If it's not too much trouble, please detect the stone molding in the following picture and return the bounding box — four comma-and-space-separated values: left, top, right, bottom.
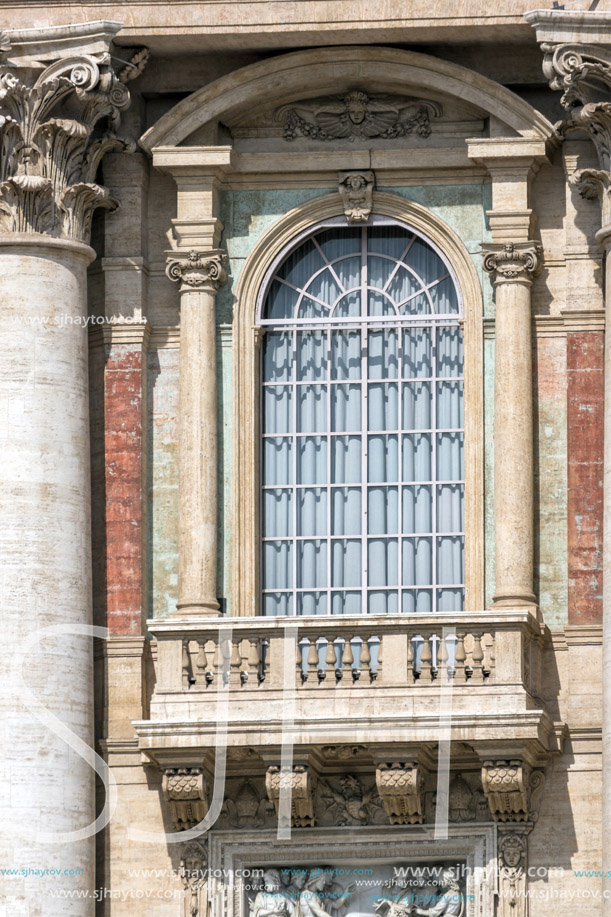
0, 27, 148, 243
265, 765, 316, 828
162, 766, 209, 831
166, 250, 228, 292
338, 169, 374, 222
375, 762, 425, 825
482, 241, 543, 284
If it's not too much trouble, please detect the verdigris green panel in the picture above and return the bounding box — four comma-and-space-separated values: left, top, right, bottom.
147, 346, 179, 619
484, 337, 495, 609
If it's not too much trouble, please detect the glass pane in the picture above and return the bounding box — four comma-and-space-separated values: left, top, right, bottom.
306, 268, 342, 305
331, 487, 361, 536
277, 239, 324, 287
402, 537, 432, 586
298, 437, 327, 485
297, 331, 327, 381
437, 588, 464, 611
264, 593, 292, 616
409, 238, 446, 284
437, 326, 463, 377
437, 536, 464, 585
263, 542, 292, 589
331, 539, 361, 587
368, 539, 398, 586
368, 591, 398, 614
298, 488, 327, 537
368, 226, 412, 259
332, 435, 361, 483
298, 385, 326, 432
316, 227, 361, 261
263, 332, 292, 382
368, 255, 397, 290
403, 382, 431, 430
331, 591, 362, 615
369, 329, 398, 379
403, 433, 432, 482
297, 591, 327, 616
264, 279, 299, 320
298, 295, 330, 319
437, 381, 464, 429
263, 385, 292, 434
368, 435, 398, 482
333, 257, 361, 292
400, 292, 430, 316
431, 276, 459, 314
368, 289, 396, 316
333, 290, 362, 318
332, 383, 361, 432
263, 438, 292, 486
402, 589, 432, 614
437, 433, 464, 480
368, 486, 398, 534
298, 540, 326, 588
263, 490, 292, 538
387, 267, 421, 306
402, 485, 432, 534
368, 383, 398, 430
403, 328, 432, 378
331, 330, 361, 380
437, 484, 464, 533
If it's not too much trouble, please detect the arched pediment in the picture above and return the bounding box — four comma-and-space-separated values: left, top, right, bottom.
140, 45, 555, 152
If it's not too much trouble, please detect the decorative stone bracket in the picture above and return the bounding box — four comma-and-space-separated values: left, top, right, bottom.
481, 760, 545, 823
338, 170, 374, 223
265, 764, 316, 828
0, 26, 148, 243
162, 766, 209, 831
375, 761, 426, 825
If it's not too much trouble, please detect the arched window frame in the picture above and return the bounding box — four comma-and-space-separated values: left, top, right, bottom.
232, 192, 484, 617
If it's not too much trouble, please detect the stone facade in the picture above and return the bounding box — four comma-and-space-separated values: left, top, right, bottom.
0, 4, 609, 917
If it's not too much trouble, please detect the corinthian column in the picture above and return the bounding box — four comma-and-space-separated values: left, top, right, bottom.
0, 23, 146, 914
483, 242, 542, 608
166, 251, 228, 616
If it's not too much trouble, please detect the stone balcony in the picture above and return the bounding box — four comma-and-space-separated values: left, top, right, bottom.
135, 610, 561, 769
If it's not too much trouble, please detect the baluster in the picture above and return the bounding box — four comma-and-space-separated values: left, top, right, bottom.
438, 633, 449, 681
471, 632, 484, 684
375, 637, 382, 683
219, 638, 231, 685
204, 639, 215, 685
248, 639, 262, 684
361, 638, 372, 682
326, 637, 338, 683
407, 636, 414, 684
343, 638, 355, 682
239, 638, 249, 686
306, 638, 318, 683
454, 633, 466, 684
420, 634, 432, 684
195, 640, 207, 684
481, 632, 492, 683
182, 640, 191, 687
334, 637, 345, 682
230, 639, 241, 685
317, 637, 328, 682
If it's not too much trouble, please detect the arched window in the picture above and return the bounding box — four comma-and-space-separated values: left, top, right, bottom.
259, 220, 464, 616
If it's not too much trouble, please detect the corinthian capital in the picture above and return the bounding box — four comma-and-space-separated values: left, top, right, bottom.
0, 24, 148, 244
539, 42, 611, 107
166, 250, 228, 292
482, 241, 543, 284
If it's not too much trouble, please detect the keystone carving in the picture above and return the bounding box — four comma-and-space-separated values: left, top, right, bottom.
338, 170, 374, 223
0, 33, 148, 243
166, 250, 228, 291
162, 767, 209, 831
376, 762, 425, 825
481, 760, 546, 823
482, 242, 543, 283
265, 765, 316, 828
274, 90, 442, 142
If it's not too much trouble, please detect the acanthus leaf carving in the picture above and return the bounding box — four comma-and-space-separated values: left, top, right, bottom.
0, 38, 148, 243
274, 90, 442, 143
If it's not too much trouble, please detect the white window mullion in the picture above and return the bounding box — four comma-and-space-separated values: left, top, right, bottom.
361, 226, 368, 616
291, 324, 298, 616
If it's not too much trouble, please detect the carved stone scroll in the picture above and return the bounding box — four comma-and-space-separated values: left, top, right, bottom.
162, 767, 209, 831
376, 762, 425, 825
265, 765, 316, 828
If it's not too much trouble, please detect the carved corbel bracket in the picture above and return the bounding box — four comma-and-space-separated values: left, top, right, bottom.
482, 241, 543, 284
540, 41, 611, 107
376, 761, 425, 825
162, 766, 209, 831
338, 170, 375, 223
481, 760, 545, 824
265, 764, 316, 828
166, 250, 228, 292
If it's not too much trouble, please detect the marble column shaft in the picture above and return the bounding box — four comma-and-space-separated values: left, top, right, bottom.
483, 242, 542, 607
166, 251, 227, 616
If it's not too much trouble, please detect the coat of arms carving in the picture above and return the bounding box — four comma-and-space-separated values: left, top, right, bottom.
274, 90, 442, 142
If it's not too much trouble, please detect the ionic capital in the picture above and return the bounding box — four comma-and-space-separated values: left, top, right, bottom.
166, 250, 228, 292
0, 28, 148, 244
482, 241, 543, 285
